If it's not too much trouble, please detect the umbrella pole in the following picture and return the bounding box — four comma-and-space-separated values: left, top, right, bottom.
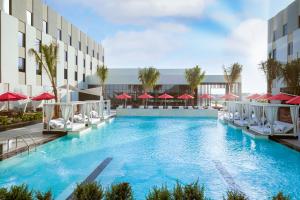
125, 99, 127, 108
165, 99, 166, 108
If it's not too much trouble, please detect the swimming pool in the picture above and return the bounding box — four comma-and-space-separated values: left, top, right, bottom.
1, 117, 300, 199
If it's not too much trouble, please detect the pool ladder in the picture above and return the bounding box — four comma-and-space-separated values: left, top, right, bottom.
1, 134, 37, 158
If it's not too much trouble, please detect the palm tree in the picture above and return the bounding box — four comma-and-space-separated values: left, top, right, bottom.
279, 58, 300, 95
96, 65, 108, 99
138, 67, 160, 92
29, 43, 59, 102
259, 58, 281, 93
185, 65, 206, 95
223, 63, 243, 93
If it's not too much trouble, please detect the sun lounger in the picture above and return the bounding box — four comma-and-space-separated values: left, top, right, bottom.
139, 106, 145, 109
127, 105, 132, 109
250, 121, 294, 135
188, 106, 193, 109
148, 106, 153, 109
167, 106, 172, 109
179, 106, 183, 109
159, 106, 164, 109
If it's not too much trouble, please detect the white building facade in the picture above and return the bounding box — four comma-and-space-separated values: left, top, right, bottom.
0, 0, 104, 102
268, 0, 300, 93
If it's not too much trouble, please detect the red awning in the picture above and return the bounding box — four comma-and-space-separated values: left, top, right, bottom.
255, 93, 272, 100
286, 96, 300, 104
178, 94, 194, 100
116, 93, 132, 100
0, 92, 27, 102
246, 93, 261, 100
220, 93, 239, 100
138, 93, 154, 99
158, 93, 174, 99
31, 92, 55, 101
268, 93, 294, 101
199, 94, 214, 99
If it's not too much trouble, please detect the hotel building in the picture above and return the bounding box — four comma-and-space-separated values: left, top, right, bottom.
268, 0, 300, 94
0, 0, 104, 102
88, 68, 241, 108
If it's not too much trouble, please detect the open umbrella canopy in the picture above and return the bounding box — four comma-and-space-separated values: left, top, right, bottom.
158, 93, 174, 99
286, 96, 300, 104
138, 93, 154, 99
220, 93, 239, 100
255, 93, 272, 100
116, 93, 132, 100
32, 92, 55, 101
0, 92, 27, 101
178, 94, 194, 100
246, 93, 261, 100
268, 93, 294, 101
199, 94, 214, 99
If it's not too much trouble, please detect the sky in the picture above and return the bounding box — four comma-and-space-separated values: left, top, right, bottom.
46, 0, 294, 93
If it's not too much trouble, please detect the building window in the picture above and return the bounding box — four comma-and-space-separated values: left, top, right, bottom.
272, 31, 276, 42
57, 29, 62, 40
83, 59, 86, 68
18, 32, 25, 48
35, 39, 41, 52
288, 42, 293, 56
86, 46, 89, 54
26, 10, 32, 26
283, 24, 288, 36
102, 55, 105, 63
75, 71, 78, 81
83, 73, 86, 82
18, 58, 25, 72
43, 21, 48, 33
79, 41, 81, 51
272, 49, 277, 59
64, 69, 68, 79
65, 51, 68, 62
3, 0, 11, 14
75, 55, 78, 65
69, 35, 72, 46
298, 16, 300, 28
36, 62, 41, 75
90, 62, 92, 70
97, 53, 99, 60
93, 50, 95, 57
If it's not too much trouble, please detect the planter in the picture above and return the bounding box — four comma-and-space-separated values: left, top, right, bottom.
0, 120, 42, 132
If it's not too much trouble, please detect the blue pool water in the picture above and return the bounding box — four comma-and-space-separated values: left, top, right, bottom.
1, 117, 300, 199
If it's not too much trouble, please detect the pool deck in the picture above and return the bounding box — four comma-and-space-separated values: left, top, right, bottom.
269, 137, 300, 152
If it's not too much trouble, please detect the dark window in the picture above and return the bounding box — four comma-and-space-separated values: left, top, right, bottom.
79, 41, 81, 51
86, 46, 89, 54
57, 29, 62, 40
102, 55, 105, 63
83, 73, 86, 82
283, 24, 288, 36
36, 39, 41, 52
90, 62, 92, 70
43, 21, 48, 33
83, 59, 86, 68
36, 62, 41, 75
65, 51, 68, 62
298, 16, 300, 28
64, 69, 68, 79
18, 32, 25, 47
75, 71, 78, 81
69, 35, 72, 46
272, 49, 277, 59
97, 53, 99, 60
18, 57, 25, 72
75, 55, 78, 65
288, 42, 293, 56
273, 31, 276, 42
93, 50, 95, 57
268, 52, 272, 59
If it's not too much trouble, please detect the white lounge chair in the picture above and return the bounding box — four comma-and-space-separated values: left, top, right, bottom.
127, 105, 132, 109
188, 106, 193, 109
167, 106, 172, 109
139, 105, 145, 109
159, 106, 164, 109
179, 106, 183, 109
148, 105, 153, 109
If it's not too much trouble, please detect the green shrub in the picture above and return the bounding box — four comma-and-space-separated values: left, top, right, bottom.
224, 190, 248, 200
0, 116, 9, 125
0, 188, 8, 199
73, 182, 103, 200
172, 182, 184, 200
272, 192, 291, 200
105, 182, 133, 200
146, 185, 171, 200
5, 184, 33, 200
183, 181, 205, 200
35, 190, 53, 200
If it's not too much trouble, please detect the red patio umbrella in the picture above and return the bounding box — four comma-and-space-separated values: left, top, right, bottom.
286, 96, 300, 104
116, 93, 132, 107
255, 93, 272, 100
0, 92, 27, 110
199, 94, 214, 99
138, 93, 154, 107
32, 92, 55, 101
158, 93, 174, 108
178, 94, 194, 108
220, 93, 239, 100
246, 93, 261, 100
268, 93, 294, 101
